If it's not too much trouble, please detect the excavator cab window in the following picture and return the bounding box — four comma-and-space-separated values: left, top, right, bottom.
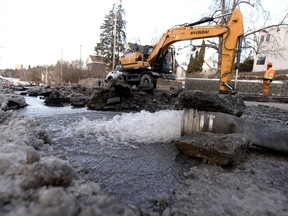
143, 46, 153, 59
151, 46, 174, 73
161, 47, 174, 73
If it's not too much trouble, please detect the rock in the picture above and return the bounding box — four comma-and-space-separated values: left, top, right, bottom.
24, 187, 78, 216
26, 149, 40, 164
88, 80, 138, 111
174, 132, 250, 166
88, 80, 178, 112
20, 91, 27, 95
87, 88, 116, 110
44, 90, 69, 106
27, 86, 55, 97
107, 79, 134, 97
0, 94, 28, 111
69, 85, 94, 97
36, 129, 51, 144
107, 97, 121, 104
70, 101, 87, 108
177, 90, 246, 117
38, 188, 75, 207
27, 87, 41, 96
11, 85, 27, 91
26, 85, 92, 107
70, 94, 90, 108
77, 182, 101, 196
138, 83, 154, 93
21, 158, 76, 189
0, 109, 13, 123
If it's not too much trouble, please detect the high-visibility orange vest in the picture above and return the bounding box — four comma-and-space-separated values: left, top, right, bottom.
263, 67, 275, 80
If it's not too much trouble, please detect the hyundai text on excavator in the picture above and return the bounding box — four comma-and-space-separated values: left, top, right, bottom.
108, 9, 244, 94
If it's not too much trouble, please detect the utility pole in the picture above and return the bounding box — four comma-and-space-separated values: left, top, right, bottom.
24, 70, 26, 82
112, 3, 117, 70
61, 48, 63, 84
80, 45, 82, 69
45, 66, 48, 85
0, 30, 4, 68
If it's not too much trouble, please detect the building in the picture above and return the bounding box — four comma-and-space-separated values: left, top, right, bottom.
253, 26, 288, 72
15, 64, 23, 70
86, 55, 108, 78
201, 59, 217, 76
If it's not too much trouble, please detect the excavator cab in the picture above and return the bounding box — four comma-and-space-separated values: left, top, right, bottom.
152, 46, 175, 73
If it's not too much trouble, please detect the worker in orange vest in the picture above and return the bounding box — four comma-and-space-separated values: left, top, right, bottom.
262, 62, 275, 97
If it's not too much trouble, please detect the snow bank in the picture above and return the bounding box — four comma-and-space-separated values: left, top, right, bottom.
0, 108, 136, 215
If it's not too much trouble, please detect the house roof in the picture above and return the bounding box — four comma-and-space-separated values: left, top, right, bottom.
126, 42, 146, 53
86, 55, 106, 64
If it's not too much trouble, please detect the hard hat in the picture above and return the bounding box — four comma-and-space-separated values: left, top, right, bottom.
267, 62, 273, 67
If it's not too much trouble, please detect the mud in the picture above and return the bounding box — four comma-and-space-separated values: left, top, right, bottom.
169, 104, 288, 216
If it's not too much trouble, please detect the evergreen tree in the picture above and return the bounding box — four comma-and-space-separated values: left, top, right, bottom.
186, 53, 195, 74
191, 50, 199, 72
196, 40, 206, 71
186, 40, 206, 73
94, 2, 126, 69
239, 55, 254, 72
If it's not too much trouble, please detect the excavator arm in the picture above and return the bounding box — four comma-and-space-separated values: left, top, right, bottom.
148, 9, 244, 93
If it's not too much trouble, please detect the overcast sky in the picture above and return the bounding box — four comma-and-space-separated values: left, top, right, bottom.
0, 0, 287, 69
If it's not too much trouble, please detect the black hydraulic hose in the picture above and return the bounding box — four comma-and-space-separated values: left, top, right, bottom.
243, 122, 288, 153
185, 17, 214, 27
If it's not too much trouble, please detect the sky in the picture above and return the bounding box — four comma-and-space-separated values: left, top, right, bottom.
0, 0, 287, 69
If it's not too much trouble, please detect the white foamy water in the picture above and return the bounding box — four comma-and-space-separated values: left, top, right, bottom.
57, 110, 184, 144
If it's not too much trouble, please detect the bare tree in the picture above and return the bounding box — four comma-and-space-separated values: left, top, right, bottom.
203, 0, 288, 69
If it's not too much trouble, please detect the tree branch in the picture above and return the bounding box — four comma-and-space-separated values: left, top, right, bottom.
244, 23, 288, 37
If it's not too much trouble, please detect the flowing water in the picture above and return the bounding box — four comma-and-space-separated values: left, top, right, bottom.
19, 96, 199, 208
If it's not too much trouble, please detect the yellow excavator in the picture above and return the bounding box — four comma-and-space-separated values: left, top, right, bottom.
115, 9, 244, 93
